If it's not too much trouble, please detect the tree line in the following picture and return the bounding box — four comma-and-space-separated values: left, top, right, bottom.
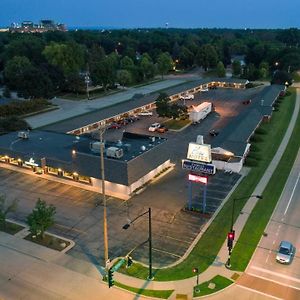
0, 28, 299, 99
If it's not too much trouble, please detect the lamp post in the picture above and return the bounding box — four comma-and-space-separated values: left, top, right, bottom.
99, 126, 109, 268
226, 194, 263, 268
85, 72, 90, 100
122, 207, 153, 280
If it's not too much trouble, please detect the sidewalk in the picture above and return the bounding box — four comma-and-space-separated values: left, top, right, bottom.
113, 89, 300, 298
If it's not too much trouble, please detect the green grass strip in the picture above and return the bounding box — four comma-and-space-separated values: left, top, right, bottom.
230, 92, 300, 271
193, 275, 233, 297
115, 282, 174, 299
119, 89, 296, 281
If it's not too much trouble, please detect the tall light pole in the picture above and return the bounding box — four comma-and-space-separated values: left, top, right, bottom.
122, 207, 153, 280
99, 126, 109, 267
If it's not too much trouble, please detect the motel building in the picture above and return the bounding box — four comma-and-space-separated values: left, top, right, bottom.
0, 131, 170, 200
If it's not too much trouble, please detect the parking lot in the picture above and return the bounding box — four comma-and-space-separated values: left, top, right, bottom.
2, 87, 264, 267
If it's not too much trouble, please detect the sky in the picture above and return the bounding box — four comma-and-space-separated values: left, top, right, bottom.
1, 0, 300, 29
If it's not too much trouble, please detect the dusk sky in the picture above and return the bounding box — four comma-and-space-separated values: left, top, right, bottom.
1, 0, 300, 29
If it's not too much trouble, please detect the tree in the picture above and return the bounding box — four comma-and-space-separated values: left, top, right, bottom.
4, 56, 33, 90
216, 61, 226, 77
117, 69, 132, 88
140, 53, 155, 80
157, 52, 173, 79
259, 61, 269, 79
232, 60, 241, 76
179, 46, 194, 68
27, 199, 56, 239
0, 195, 18, 229
43, 41, 85, 76
155, 92, 170, 117
168, 103, 188, 119
120, 56, 134, 70
195, 44, 218, 71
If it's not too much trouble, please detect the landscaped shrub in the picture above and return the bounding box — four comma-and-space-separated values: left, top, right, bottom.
250, 135, 264, 143
255, 128, 267, 135
244, 157, 259, 167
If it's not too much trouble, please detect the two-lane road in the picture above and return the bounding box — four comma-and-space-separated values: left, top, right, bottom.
241, 149, 300, 298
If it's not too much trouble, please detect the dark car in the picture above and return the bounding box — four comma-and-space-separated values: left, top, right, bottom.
108, 122, 121, 129
157, 125, 168, 133
209, 129, 219, 136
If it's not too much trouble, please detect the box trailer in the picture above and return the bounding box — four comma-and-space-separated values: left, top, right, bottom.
189, 102, 212, 124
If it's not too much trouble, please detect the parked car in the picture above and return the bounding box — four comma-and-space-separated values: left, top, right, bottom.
148, 123, 161, 132
200, 87, 209, 92
108, 122, 121, 129
157, 124, 168, 133
180, 93, 194, 100
276, 241, 294, 264
138, 110, 153, 116
117, 119, 129, 125
209, 85, 217, 90
209, 129, 219, 136
242, 99, 252, 105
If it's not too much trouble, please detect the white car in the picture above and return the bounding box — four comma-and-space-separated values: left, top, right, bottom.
200, 88, 209, 92
148, 123, 161, 132
138, 110, 153, 116
180, 94, 194, 100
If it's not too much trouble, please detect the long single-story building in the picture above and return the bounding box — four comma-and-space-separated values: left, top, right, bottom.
0, 131, 170, 200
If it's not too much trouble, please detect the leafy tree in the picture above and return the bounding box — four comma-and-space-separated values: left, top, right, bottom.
277, 28, 300, 47
4, 56, 33, 89
117, 69, 132, 88
195, 44, 218, 71
216, 61, 226, 77
27, 199, 56, 239
65, 73, 85, 94
168, 103, 188, 119
157, 52, 173, 79
155, 92, 170, 117
179, 46, 194, 68
0, 195, 18, 229
0, 116, 30, 134
43, 41, 85, 76
3, 86, 11, 98
120, 56, 134, 70
140, 53, 155, 80
259, 61, 269, 79
232, 60, 241, 76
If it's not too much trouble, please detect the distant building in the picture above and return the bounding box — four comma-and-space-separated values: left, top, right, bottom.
9, 19, 67, 33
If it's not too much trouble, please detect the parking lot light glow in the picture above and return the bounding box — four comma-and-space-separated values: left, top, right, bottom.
72, 150, 76, 155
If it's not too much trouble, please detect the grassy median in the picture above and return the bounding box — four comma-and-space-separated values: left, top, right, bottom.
119, 89, 296, 280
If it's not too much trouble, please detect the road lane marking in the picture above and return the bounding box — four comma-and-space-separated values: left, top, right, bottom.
284, 171, 300, 215
236, 284, 283, 300
250, 265, 300, 285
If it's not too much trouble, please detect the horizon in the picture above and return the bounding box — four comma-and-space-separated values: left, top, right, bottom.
1, 0, 300, 29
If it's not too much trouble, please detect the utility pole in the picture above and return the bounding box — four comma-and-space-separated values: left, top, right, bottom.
99, 126, 109, 267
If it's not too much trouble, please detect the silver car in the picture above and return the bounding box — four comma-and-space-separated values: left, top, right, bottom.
276, 241, 294, 264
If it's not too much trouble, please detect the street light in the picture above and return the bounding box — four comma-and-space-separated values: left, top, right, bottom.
122, 207, 153, 280
225, 194, 263, 268
99, 126, 109, 268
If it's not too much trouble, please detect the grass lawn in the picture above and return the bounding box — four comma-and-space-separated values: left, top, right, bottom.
230, 90, 300, 270
0, 221, 24, 235
118, 89, 296, 281
115, 282, 173, 299
164, 118, 191, 130
193, 275, 233, 297
25, 233, 70, 251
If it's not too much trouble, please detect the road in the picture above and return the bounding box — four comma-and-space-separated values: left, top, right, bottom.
238, 149, 300, 299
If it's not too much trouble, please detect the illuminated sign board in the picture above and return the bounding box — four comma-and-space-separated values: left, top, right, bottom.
187, 142, 211, 163
188, 173, 208, 184
182, 159, 216, 175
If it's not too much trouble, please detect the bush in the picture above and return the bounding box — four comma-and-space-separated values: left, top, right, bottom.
0, 116, 30, 134
3, 87, 11, 98
0, 99, 51, 117
244, 157, 259, 167
250, 135, 264, 143
285, 90, 291, 96
245, 82, 254, 89
255, 128, 267, 135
